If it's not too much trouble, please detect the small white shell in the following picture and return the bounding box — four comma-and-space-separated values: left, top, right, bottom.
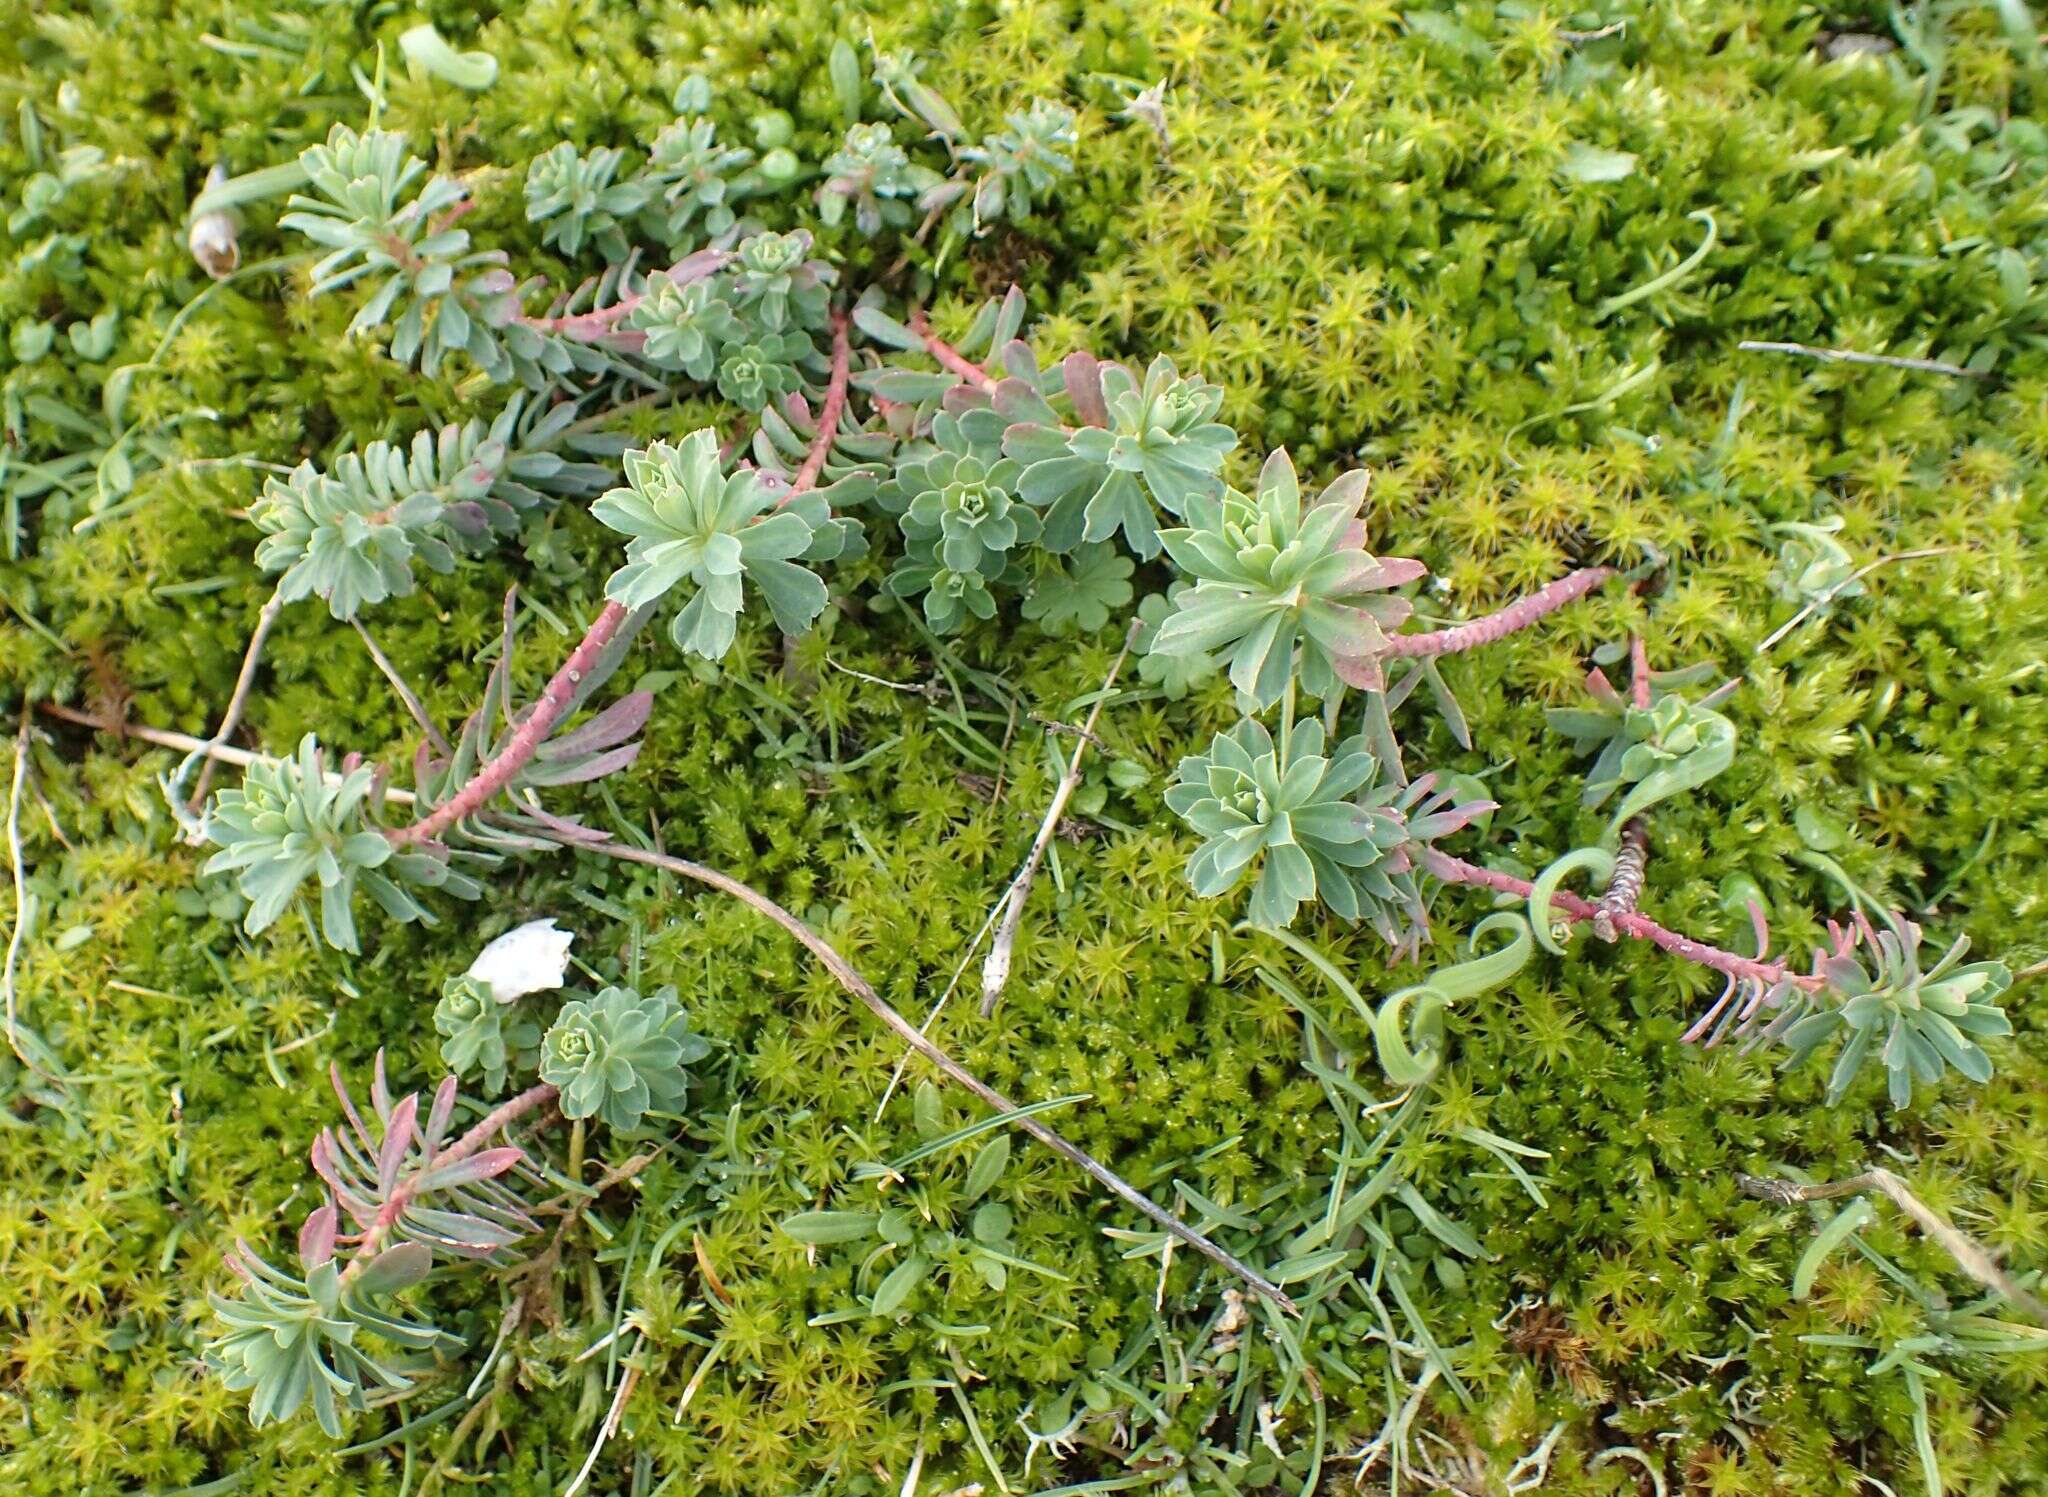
187, 164, 239, 279
187, 212, 238, 279
464, 918, 574, 1003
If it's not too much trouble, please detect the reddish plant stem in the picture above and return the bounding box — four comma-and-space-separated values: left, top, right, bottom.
785, 313, 852, 499
388, 601, 631, 846
1419, 847, 1822, 990
717, 421, 755, 466
391, 311, 840, 847
518, 251, 734, 341
1628, 633, 1652, 710
1383, 566, 1619, 659
910, 308, 997, 391
427, 199, 478, 237
523, 300, 640, 340
445, 1083, 559, 1169
340, 1082, 558, 1283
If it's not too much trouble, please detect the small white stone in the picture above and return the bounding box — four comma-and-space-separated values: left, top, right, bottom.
464, 918, 574, 1003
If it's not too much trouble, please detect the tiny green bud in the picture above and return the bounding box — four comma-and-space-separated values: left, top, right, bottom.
1718, 873, 1767, 917
673, 74, 712, 114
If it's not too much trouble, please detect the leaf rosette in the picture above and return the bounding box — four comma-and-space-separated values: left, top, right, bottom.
594, 430, 838, 659
539, 985, 712, 1130
1152, 449, 1423, 705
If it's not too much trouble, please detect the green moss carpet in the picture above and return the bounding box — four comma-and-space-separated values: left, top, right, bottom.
2, 2, 2046, 1493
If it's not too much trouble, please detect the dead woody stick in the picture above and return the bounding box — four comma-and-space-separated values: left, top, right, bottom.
979, 620, 1140, 1017
591, 837, 1297, 1314
351, 617, 451, 755
1738, 1169, 2048, 1325
189, 588, 285, 807
36, 703, 419, 804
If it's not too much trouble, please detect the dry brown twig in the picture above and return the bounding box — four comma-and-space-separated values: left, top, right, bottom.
1737, 339, 1985, 379
826, 656, 944, 700
1753, 547, 1953, 656
587, 837, 1298, 1314
562, 1352, 641, 1497
978, 620, 1140, 1017
189, 587, 284, 807
4, 709, 47, 1073
1738, 1168, 2048, 1324
36, 703, 418, 803
351, 617, 450, 754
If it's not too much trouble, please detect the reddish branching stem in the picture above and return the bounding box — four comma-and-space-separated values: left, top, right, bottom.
1628, 633, 1652, 711
518, 250, 734, 342
338, 1081, 557, 1284
394, 315, 850, 842
786, 312, 852, 499
1419, 847, 1823, 991
1384, 566, 1619, 659
910, 308, 997, 391
388, 601, 631, 846
521, 300, 640, 341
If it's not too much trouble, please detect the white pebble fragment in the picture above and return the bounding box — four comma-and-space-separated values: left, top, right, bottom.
464, 917, 575, 1003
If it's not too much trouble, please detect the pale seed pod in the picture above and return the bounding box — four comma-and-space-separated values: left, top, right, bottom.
187, 162, 240, 279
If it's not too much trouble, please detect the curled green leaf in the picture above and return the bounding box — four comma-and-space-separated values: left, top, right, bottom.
1793, 1197, 1873, 1300
1527, 848, 1615, 956
399, 23, 499, 91
1422, 911, 1532, 1000
1370, 914, 1533, 1086
1373, 984, 1447, 1087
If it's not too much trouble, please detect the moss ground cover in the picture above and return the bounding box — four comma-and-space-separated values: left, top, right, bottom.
3, 2, 2047, 1493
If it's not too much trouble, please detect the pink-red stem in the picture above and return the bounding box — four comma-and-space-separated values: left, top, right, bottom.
910, 308, 997, 391
519, 251, 734, 341
1384, 566, 1619, 658
523, 300, 640, 340
389, 601, 631, 846
786, 313, 852, 499
427, 199, 478, 238
1419, 847, 1821, 991
339, 1081, 557, 1283
392, 313, 846, 844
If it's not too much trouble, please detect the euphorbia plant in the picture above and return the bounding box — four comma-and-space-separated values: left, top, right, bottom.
592, 430, 846, 659
208, 86, 2013, 1099
1151, 448, 1421, 701
135, 35, 2024, 1462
